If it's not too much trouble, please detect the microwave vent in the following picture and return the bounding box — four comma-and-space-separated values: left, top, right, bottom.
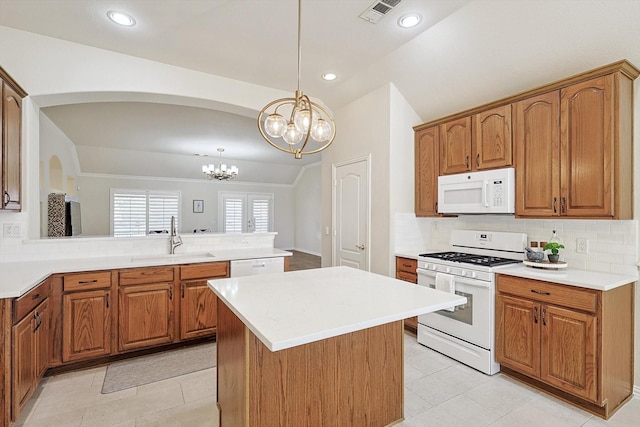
359, 0, 402, 24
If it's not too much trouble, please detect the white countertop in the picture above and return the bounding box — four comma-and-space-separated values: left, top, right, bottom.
0, 248, 291, 298
494, 263, 637, 291
396, 252, 637, 291
208, 266, 466, 352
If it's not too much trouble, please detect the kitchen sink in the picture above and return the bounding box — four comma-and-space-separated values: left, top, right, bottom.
131, 252, 216, 263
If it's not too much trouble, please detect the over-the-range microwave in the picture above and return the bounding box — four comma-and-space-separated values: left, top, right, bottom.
437, 167, 515, 214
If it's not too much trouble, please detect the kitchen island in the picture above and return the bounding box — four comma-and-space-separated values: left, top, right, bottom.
208, 266, 466, 427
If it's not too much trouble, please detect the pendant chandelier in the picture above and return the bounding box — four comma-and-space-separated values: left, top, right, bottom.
202, 148, 238, 181
257, 0, 336, 159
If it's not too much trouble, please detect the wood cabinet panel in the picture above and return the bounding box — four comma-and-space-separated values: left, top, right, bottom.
514, 91, 561, 216
12, 312, 35, 417
180, 262, 228, 280
541, 304, 597, 401
2, 80, 23, 210
496, 294, 540, 378
560, 75, 614, 217
473, 105, 512, 170
439, 117, 472, 175
62, 290, 112, 362
180, 280, 217, 340
35, 300, 49, 379
119, 266, 174, 286
415, 127, 440, 216
63, 271, 111, 292
119, 282, 174, 352
13, 279, 50, 323
395, 257, 418, 330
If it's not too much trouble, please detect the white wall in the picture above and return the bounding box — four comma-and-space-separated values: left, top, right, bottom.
293, 163, 321, 255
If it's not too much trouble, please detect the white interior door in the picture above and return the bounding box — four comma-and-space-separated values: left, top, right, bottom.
333, 157, 369, 271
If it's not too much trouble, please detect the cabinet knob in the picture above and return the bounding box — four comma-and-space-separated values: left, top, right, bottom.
3, 191, 9, 207
476, 154, 480, 167
465, 156, 470, 168
553, 197, 557, 213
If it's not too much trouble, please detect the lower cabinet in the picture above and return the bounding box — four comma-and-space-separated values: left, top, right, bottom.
496, 274, 632, 419
179, 262, 229, 340
395, 257, 418, 331
62, 271, 113, 362
12, 298, 48, 420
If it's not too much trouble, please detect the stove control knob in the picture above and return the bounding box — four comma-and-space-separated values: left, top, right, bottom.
460, 270, 466, 276
471, 272, 478, 279
446, 267, 451, 273
431, 264, 438, 271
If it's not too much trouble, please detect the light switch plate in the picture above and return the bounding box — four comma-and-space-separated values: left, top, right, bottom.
576, 238, 589, 254
3, 223, 22, 238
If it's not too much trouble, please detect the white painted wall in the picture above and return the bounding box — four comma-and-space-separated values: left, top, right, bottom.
321, 84, 391, 275
293, 163, 321, 255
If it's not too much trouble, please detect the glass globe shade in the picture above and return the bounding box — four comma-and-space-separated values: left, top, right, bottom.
294, 108, 315, 134
310, 118, 333, 142
264, 113, 287, 138
282, 123, 303, 145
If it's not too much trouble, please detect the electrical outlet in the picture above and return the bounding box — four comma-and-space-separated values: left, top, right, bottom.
576, 238, 589, 254
3, 223, 22, 238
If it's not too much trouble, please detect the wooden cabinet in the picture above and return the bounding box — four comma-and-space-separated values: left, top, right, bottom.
118, 267, 175, 352
514, 91, 561, 216
473, 105, 512, 170
0, 68, 26, 211
62, 271, 113, 362
395, 257, 418, 331
439, 117, 472, 175
179, 262, 228, 340
515, 72, 634, 219
496, 274, 633, 419
439, 105, 512, 176
12, 297, 48, 420
415, 126, 440, 216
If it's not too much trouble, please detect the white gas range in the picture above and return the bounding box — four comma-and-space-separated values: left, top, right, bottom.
416, 230, 527, 375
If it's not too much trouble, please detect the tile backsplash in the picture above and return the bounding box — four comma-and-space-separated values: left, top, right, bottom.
395, 213, 639, 276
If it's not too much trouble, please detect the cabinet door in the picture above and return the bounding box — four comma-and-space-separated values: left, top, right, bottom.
439, 117, 471, 175
119, 282, 174, 352
473, 105, 512, 170
541, 304, 597, 402
35, 300, 49, 379
415, 126, 439, 216
560, 75, 614, 217
180, 280, 217, 340
63, 290, 112, 362
495, 294, 540, 378
12, 313, 35, 417
2, 82, 22, 210
514, 91, 561, 216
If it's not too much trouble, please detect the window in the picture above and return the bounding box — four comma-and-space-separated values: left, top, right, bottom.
219, 192, 273, 233
111, 190, 180, 237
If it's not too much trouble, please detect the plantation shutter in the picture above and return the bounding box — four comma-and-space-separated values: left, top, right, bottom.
148, 194, 180, 233
112, 192, 147, 237
220, 192, 273, 233
223, 196, 244, 233
249, 195, 272, 233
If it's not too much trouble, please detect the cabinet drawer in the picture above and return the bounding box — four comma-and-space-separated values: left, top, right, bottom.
497, 275, 598, 313
63, 271, 112, 292
395, 257, 417, 274
180, 262, 229, 280
13, 279, 50, 324
119, 267, 175, 286
396, 271, 417, 284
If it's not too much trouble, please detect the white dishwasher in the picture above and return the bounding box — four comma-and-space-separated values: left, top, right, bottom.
230, 257, 285, 277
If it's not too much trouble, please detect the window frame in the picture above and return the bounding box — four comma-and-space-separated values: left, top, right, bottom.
110, 189, 181, 237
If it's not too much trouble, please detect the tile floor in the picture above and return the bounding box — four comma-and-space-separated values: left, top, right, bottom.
14, 333, 640, 427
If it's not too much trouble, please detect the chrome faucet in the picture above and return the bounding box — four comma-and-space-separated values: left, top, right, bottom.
169, 216, 183, 254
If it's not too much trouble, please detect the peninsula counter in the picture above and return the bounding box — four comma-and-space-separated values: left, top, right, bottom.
208, 266, 466, 427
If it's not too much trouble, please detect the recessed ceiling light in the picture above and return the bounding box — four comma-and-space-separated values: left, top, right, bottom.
398, 13, 422, 28
322, 73, 338, 81
107, 10, 136, 27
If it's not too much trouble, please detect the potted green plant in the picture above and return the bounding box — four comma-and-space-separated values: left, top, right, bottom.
543, 242, 565, 263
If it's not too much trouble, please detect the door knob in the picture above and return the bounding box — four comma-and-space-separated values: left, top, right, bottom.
356, 244, 365, 250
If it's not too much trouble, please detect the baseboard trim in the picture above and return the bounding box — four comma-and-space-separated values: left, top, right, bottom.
634, 385, 640, 399
290, 248, 321, 257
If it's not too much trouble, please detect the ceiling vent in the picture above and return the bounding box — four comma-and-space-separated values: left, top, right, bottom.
359, 0, 402, 24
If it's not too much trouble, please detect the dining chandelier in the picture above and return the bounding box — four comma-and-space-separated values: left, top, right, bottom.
257, 0, 336, 159
202, 148, 238, 181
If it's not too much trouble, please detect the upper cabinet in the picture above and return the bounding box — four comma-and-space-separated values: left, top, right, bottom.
0, 67, 27, 211
415, 60, 638, 220
415, 126, 440, 217
473, 105, 512, 170
439, 117, 472, 175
